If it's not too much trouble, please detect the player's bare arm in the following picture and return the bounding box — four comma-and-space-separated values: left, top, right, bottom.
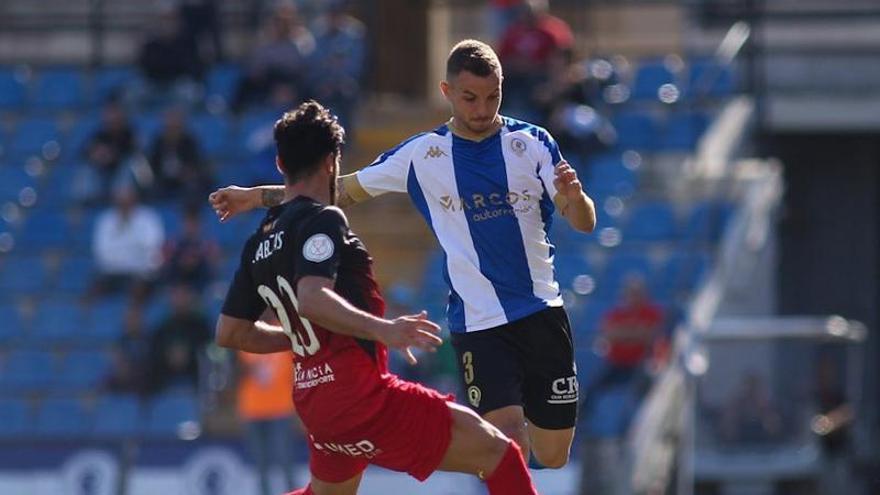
553, 160, 596, 232
215, 314, 293, 353
297, 275, 443, 365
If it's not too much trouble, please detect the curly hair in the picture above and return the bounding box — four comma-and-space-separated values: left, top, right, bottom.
273, 100, 346, 183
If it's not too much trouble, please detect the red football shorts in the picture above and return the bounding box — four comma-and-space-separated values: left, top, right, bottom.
307, 378, 454, 483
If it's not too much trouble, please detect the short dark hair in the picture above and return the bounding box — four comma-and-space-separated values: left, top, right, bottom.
273, 100, 345, 183
446, 39, 502, 79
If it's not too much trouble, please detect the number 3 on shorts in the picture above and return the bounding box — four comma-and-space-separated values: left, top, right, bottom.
462, 351, 475, 385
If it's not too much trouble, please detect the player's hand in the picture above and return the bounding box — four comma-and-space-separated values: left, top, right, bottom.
380, 311, 443, 366
209, 186, 259, 222
553, 161, 584, 200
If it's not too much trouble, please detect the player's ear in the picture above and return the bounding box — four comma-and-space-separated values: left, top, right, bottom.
440, 80, 451, 100
275, 156, 284, 175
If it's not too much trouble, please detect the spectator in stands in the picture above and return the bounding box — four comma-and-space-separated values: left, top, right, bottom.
307, 0, 366, 134
148, 107, 212, 202
489, 0, 524, 39
179, 0, 224, 63
146, 283, 212, 394
720, 372, 783, 444
136, 6, 204, 108
497, 0, 573, 120
76, 102, 137, 205
86, 183, 165, 307
162, 206, 220, 291
580, 275, 664, 419
233, 1, 315, 112
102, 307, 150, 395
237, 349, 299, 495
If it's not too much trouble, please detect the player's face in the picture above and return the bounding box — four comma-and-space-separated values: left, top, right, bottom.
443, 70, 503, 134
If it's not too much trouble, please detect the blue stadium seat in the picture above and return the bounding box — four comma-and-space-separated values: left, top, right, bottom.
660, 112, 710, 151
686, 60, 736, 98
133, 112, 163, 149
34, 397, 92, 437
0, 350, 56, 392
0, 166, 36, 202
586, 153, 638, 197
9, 117, 62, 160
33, 67, 85, 111
58, 350, 112, 390
31, 300, 88, 345
64, 112, 101, 160
631, 59, 679, 101
205, 64, 242, 106
190, 113, 232, 157
0, 257, 49, 294
87, 297, 128, 342
582, 385, 638, 437
55, 256, 95, 292
18, 209, 71, 249
92, 66, 136, 104
654, 251, 711, 298
93, 394, 142, 436
0, 68, 28, 111
682, 200, 735, 243
0, 304, 26, 344
0, 398, 30, 437
236, 110, 278, 159
610, 111, 658, 150
145, 394, 199, 436
554, 253, 594, 293
624, 201, 678, 242
601, 251, 654, 298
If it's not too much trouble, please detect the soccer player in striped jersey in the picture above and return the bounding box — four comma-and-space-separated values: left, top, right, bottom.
211, 39, 596, 469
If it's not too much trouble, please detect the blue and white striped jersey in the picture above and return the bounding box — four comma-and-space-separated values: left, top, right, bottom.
352, 117, 565, 333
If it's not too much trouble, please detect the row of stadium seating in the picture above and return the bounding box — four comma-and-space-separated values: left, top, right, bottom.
0, 59, 734, 113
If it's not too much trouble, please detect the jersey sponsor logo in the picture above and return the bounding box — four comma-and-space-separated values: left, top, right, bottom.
549, 376, 578, 404
253, 231, 285, 263
511, 137, 527, 157
311, 437, 382, 459
467, 385, 482, 408
423, 145, 448, 159
303, 233, 334, 262
439, 190, 539, 222
294, 362, 336, 390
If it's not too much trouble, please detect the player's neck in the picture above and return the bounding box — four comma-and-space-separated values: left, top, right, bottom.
448, 116, 503, 142
283, 178, 332, 206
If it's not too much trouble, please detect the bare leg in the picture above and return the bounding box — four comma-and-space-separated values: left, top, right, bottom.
482, 405, 530, 461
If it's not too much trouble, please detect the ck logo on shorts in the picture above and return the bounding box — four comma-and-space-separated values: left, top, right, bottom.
549, 376, 578, 404
467, 386, 482, 408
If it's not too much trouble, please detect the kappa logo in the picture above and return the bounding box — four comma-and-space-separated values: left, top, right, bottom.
424, 146, 448, 159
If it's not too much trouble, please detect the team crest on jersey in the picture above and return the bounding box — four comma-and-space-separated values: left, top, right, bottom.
510, 138, 527, 157
303, 233, 334, 262
467, 386, 482, 408
424, 146, 448, 159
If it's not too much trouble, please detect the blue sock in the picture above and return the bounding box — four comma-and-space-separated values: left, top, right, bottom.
527, 453, 546, 470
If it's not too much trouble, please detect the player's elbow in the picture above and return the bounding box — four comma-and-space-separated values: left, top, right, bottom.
215, 316, 238, 349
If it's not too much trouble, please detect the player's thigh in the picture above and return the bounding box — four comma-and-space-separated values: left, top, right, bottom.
451, 328, 523, 416
522, 307, 579, 431
437, 402, 510, 475
310, 471, 363, 495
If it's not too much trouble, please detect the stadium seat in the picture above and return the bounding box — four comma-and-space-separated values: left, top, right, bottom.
631, 59, 679, 101
610, 111, 658, 150
30, 300, 88, 345
0, 68, 28, 111
654, 251, 711, 298
0, 166, 36, 202
93, 394, 142, 436
623, 201, 678, 242
133, 111, 163, 149
0, 398, 30, 437
17, 209, 71, 249
33, 67, 85, 111
145, 394, 199, 436
554, 253, 595, 293
0, 304, 26, 344
55, 256, 95, 292
87, 297, 128, 342
586, 153, 638, 197
205, 63, 242, 106
236, 109, 278, 159
682, 200, 735, 243
601, 251, 655, 298
190, 113, 232, 157
64, 112, 101, 160
0, 350, 56, 392
33, 397, 92, 437
686, 59, 736, 98
57, 350, 112, 390
0, 256, 50, 294
660, 112, 710, 151
8, 117, 62, 160
92, 66, 136, 104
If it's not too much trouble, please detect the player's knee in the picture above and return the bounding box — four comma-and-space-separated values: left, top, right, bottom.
532, 445, 571, 469
494, 419, 527, 444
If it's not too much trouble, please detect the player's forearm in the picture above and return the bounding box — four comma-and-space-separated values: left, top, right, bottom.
298, 286, 390, 341
216, 315, 291, 353
562, 191, 596, 233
